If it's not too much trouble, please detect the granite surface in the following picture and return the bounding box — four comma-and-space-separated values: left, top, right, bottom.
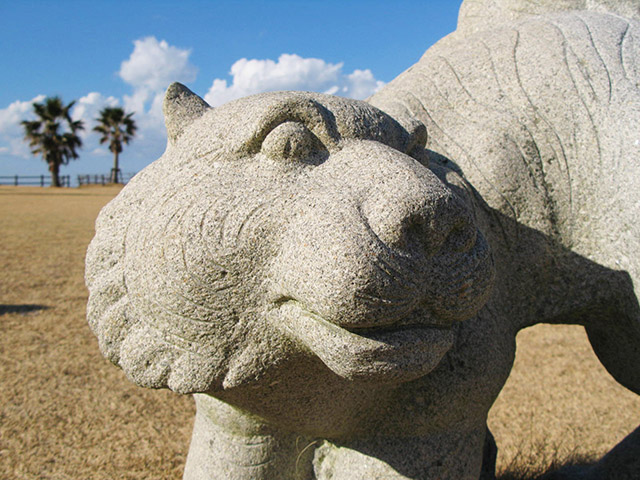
87, 1, 640, 478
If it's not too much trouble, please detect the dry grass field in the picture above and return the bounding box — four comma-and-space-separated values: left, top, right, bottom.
0, 185, 638, 479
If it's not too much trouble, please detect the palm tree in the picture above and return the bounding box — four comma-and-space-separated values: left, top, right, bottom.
22, 97, 84, 187
93, 107, 137, 183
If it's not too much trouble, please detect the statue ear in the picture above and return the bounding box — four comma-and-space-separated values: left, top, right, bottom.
163, 82, 211, 145
395, 114, 428, 165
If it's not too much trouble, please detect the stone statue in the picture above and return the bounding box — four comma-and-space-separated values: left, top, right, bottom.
86, 86, 497, 479
86, 1, 640, 478
369, 0, 640, 399
369, 0, 640, 477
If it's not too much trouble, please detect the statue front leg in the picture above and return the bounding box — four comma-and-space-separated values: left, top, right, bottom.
312, 427, 488, 480
184, 394, 316, 480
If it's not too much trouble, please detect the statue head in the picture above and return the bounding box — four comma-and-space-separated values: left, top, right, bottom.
85, 86, 494, 416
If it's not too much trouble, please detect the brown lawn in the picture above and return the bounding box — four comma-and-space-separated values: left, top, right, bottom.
0, 185, 638, 479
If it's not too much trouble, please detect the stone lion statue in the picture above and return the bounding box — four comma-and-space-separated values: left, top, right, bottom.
86, 1, 640, 479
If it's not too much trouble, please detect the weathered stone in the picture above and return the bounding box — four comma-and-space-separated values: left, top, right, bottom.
86, 0, 640, 478
456, 0, 640, 36
86, 86, 496, 479
370, 0, 640, 476
370, 4, 640, 396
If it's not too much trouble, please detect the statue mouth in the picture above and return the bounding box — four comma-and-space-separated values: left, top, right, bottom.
273, 300, 455, 384
270, 230, 493, 384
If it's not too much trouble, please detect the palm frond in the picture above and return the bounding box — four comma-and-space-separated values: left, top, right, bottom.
21, 96, 84, 173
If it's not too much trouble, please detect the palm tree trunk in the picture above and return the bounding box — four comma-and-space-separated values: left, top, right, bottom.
111, 150, 120, 183
49, 162, 61, 187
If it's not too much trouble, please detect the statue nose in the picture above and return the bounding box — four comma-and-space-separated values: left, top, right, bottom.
361, 166, 475, 256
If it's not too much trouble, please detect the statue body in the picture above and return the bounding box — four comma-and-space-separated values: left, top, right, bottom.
86, 1, 640, 478
370, 4, 640, 394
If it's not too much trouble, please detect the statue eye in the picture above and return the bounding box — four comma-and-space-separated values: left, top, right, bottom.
261, 121, 328, 165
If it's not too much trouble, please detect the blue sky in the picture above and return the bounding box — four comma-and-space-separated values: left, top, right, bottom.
0, 1, 461, 180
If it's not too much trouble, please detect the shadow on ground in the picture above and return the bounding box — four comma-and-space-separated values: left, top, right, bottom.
0, 304, 49, 315
497, 456, 596, 480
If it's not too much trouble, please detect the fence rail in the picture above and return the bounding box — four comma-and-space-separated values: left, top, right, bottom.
77, 174, 110, 186
0, 175, 71, 187
77, 172, 136, 186
0, 172, 137, 188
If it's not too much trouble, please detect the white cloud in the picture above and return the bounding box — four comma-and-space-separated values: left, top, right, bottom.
119, 36, 197, 92
122, 88, 150, 119
204, 53, 384, 107
1, 42, 385, 181
115, 37, 198, 157
0, 95, 47, 157
0, 35, 192, 175
91, 147, 110, 156
0, 93, 119, 152
119, 91, 165, 147
344, 69, 386, 100
72, 92, 119, 139
0, 95, 46, 137
9, 136, 32, 158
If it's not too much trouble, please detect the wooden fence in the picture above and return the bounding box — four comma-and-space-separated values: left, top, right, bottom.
0, 175, 71, 187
